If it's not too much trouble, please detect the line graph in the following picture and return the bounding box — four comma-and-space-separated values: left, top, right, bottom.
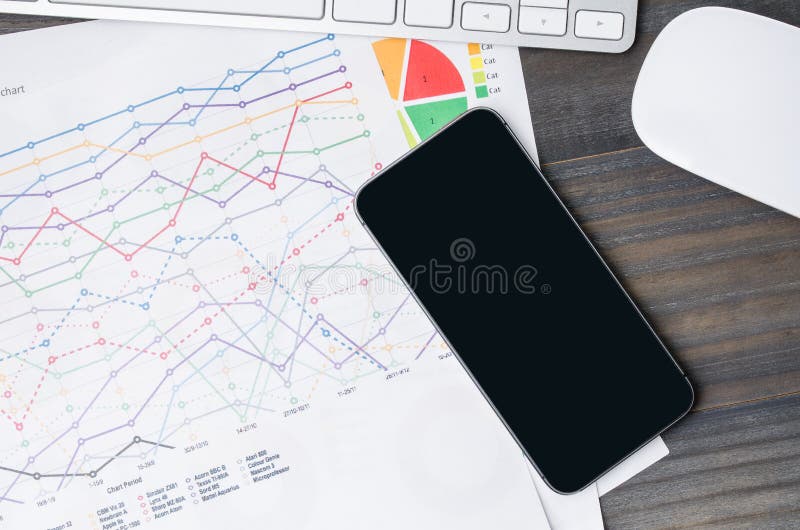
0, 141, 353, 266
0, 437, 174, 480
0, 29, 442, 518
0, 21, 549, 529
0, 77, 353, 265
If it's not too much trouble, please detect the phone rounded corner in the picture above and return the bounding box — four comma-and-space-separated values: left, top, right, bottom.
522, 452, 589, 496
354, 172, 383, 227
537, 470, 589, 496
352, 185, 368, 225
679, 375, 696, 419
467, 106, 507, 126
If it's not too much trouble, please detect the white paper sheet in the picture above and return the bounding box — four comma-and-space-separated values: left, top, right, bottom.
0, 20, 553, 529
529, 462, 604, 530
597, 437, 669, 497
0, 19, 671, 530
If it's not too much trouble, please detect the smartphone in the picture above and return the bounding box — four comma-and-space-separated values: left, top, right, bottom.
354, 108, 694, 494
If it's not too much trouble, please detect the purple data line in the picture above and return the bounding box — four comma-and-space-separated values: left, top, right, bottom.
110, 173, 157, 208
0, 474, 23, 506
156, 173, 220, 206
52, 174, 99, 194
320, 316, 389, 371
283, 318, 317, 384
334, 294, 411, 367
55, 443, 82, 491
133, 338, 214, 421
0, 68, 343, 205
143, 107, 185, 142
415, 331, 438, 361
0, 496, 23, 504
261, 306, 339, 366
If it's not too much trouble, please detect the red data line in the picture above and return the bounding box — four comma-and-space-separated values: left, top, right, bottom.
0, 85, 354, 266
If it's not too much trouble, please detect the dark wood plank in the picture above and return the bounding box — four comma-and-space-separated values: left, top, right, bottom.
0, 13, 81, 35
601, 393, 800, 529
543, 147, 800, 410
523, 0, 800, 164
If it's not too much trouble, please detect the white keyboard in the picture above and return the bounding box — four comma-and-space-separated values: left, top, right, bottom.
0, 0, 637, 53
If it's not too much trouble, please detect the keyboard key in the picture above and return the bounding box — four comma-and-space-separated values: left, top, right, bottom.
333, 0, 397, 24
49, 0, 326, 19
519, 6, 567, 36
405, 0, 454, 28
520, 0, 567, 8
575, 10, 624, 40
461, 2, 511, 33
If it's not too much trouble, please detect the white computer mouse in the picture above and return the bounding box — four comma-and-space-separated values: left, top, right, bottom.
632, 7, 800, 218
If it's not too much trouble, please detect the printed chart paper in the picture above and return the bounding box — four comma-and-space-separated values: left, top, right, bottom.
0, 21, 550, 529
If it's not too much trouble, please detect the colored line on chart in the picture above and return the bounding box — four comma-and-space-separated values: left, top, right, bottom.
0, 437, 174, 481
0, 85, 354, 266
0, 72, 350, 182
0, 33, 337, 160
0, 204, 355, 430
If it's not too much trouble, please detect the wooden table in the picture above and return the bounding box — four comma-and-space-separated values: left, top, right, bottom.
2, 2, 799, 527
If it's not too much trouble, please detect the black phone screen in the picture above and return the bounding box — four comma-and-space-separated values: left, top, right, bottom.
355, 109, 693, 494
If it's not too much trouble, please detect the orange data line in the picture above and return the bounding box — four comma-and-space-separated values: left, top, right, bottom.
0, 86, 354, 179
0, 85, 357, 266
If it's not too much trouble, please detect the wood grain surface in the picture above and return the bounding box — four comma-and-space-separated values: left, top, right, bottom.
522, 1, 800, 526
1, 2, 799, 528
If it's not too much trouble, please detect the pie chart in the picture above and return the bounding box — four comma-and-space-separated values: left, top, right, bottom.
372, 38, 469, 147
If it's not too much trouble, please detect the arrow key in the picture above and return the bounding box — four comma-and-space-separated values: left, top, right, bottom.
575, 10, 624, 40
518, 6, 567, 36
461, 2, 511, 32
